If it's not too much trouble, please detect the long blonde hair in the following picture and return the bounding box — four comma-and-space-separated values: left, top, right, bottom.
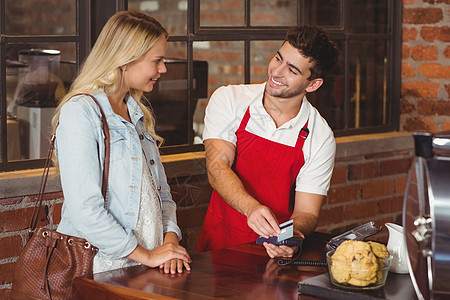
52, 10, 167, 146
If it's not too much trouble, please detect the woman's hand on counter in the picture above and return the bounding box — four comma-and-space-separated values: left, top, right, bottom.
159, 232, 191, 274
127, 234, 192, 274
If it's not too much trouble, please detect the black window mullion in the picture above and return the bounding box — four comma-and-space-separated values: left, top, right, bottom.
1, 41, 6, 168
78, 0, 90, 64
297, 0, 301, 25
193, 0, 200, 34
185, 0, 195, 146
343, 0, 350, 131
244, 40, 250, 84
343, 39, 350, 131
186, 39, 194, 145
5, 35, 80, 43
196, 27, 291, 37
244, 0, 250, 83
245, 0, 250, 27
1, 0, 6, 166
0, 0, 5, 33
391, 0, 402, 131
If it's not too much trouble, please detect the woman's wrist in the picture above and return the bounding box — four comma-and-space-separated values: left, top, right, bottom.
127, 244, 150, 265
163, 231, 179, 244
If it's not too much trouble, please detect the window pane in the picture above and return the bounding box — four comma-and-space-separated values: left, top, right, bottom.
166, 41, 187, 59
128, 0, 187, 35
200, 0, 244, 27
145, 43, 190, 146
5, 0, 76, 35
348, 39, 389, 128
250, 0, 297, 26
307, 40, 345, 131
193, 41, 244, 140
145, 42, 208, 146
6, 42, 76, 161
347, 0, 389, 34
150, 59, 189, 145
303, 0, 342, 27
250, 40, 281, 83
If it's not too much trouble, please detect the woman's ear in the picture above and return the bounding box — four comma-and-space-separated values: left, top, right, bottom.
305, 78, 323, 93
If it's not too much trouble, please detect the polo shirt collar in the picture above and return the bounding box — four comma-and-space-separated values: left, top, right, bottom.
249, 83, 310, 129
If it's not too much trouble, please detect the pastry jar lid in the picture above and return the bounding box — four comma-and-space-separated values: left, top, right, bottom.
403, 131, 450, 300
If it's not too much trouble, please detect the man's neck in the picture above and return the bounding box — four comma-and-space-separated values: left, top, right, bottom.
263, 93, 305, 128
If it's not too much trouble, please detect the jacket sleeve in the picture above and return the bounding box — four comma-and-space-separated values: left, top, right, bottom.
56, 99, 138, 259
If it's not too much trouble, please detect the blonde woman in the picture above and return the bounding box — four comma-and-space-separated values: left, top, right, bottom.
52, 10, 191, 274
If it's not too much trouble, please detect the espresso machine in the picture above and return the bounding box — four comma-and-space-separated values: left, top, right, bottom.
13, 49, 62, 159
403, 131, 450, 300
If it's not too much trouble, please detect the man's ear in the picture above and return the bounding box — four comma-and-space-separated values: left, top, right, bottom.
306, 78, 323, 93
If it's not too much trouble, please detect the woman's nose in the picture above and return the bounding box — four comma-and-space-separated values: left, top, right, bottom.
159, 62, 167, 74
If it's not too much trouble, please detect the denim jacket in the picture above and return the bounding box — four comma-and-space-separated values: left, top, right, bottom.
56, 93, 181, 259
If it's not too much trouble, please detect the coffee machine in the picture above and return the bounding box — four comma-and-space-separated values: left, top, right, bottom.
13, 49, 63, 159
403, 131, 450, 300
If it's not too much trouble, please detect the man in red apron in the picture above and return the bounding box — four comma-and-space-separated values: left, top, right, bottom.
197, 25, 339, 258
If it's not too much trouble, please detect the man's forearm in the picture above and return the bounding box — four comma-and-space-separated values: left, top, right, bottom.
205, 139, 260, 218
291, 212, 320, 238
207, 160, 260, 218
290, 192, 324, 238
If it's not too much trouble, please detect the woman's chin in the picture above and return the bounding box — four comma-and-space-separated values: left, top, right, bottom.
142, 86, 154, 93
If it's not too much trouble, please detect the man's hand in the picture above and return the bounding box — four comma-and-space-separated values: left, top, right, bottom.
262, 227, 302, 258
263, 242, 297, 258
246, 203, 280, 238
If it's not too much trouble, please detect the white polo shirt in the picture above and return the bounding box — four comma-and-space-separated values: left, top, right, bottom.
203, 82, 336, 196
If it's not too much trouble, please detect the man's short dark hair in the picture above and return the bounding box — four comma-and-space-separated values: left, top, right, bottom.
285, 25, 339, 80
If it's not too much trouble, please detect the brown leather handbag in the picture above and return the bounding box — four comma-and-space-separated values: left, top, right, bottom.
10, 94, 110, 300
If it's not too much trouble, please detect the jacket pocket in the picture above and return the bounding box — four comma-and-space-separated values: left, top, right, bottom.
109, 128, 127, 161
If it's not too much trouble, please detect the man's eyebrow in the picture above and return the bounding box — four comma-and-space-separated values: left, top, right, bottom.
276, 51, 302, 75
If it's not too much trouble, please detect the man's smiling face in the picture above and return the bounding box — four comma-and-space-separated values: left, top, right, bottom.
265, 42, 322, 100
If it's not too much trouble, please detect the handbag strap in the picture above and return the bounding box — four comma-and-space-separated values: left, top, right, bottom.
29, 94, 111, 233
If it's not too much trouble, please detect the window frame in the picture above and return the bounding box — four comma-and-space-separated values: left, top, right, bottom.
0, 0, 91, 172
187, 0, 402, 137
0, 0, 402, 172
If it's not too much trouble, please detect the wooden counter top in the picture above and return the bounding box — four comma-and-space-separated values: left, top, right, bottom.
72, 232, 331, 299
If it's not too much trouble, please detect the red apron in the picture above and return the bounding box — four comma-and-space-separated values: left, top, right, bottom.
197, 106, 309, 252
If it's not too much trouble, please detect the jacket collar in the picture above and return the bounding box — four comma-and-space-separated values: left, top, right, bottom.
91, 92, 144, 126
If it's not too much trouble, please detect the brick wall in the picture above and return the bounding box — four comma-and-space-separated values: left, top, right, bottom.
317, 136, 412, 243
401, 0, 450, 132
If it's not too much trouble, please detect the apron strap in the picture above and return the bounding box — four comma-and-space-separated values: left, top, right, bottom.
237, 107, 251, 132
295, 119, 309, 149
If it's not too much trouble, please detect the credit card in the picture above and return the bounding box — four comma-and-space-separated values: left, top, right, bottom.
255, 219, 296, 246
277, 219, 293, 242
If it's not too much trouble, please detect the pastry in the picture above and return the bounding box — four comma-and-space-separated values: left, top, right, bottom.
330, 240, 389, 287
